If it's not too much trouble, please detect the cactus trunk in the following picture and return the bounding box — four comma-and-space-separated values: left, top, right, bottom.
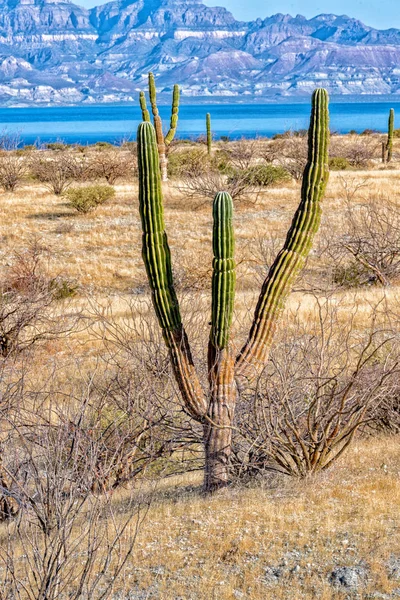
204, 347, 236, 490
206, 113, 212, 156
235, 88, 330, 385
205, 191, 236, 490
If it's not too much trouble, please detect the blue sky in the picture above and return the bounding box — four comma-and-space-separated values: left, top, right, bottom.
79, 0, 398, 30
205, 0, 398, 30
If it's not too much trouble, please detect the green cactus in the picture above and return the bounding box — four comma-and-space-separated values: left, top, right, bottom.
206, 113, 212, 156
137, 121, 207, 420
137, 88, 330, 491
236, 88, 329, 383
210, 192, 235, 350
387, 108, 394, 163
165, 84, 180, 145
140, 72, 180, 180
139, 91, 150, 122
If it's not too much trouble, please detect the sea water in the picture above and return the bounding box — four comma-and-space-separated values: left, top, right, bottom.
0, 100, 398, 144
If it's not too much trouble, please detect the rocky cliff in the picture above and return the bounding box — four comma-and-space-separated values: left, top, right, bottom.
1, 0, 400, 104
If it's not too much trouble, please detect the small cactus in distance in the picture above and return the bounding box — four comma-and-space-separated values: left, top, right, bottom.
139, 73, 180, 181
387, 108, 394, 163
206, 113, 212, 156
137, 88, 330, 491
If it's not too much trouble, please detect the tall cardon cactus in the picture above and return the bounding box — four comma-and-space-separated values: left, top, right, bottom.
206, 112, 212, 156
137, 88, 330, 491
139, 72, 180, 181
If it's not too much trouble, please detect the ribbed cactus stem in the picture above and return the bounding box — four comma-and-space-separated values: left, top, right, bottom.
205, 191, 236, 491
236, 88, 330, 383
210, 192, 235, 350
148, 73, 165, 147
206, 113, 212, 156
139, 91, 150, 122
137, 121, 207, 420
387, 108, 394, 163
165, 84, 180, 145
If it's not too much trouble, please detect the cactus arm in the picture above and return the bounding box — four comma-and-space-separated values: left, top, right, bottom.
148, 72, 164, 146
139, 92, 151, 122
137, 121, 207, 420
148, 71, 168, 181
206, 113, 212, 156
205, 191, 237, 491
235, 88, 330, 384
209, 192, 236, 351
165, 84, 180, 146
387, 108, 394, 163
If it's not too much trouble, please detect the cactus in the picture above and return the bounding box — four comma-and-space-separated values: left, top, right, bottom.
139, 91, 150, 123
205, 191, 236, 489
137, 121, 207, 420
387, 108, 395, 163
206, 112, 212, 156
137, 89, 330, 491
140, 72, 180, 181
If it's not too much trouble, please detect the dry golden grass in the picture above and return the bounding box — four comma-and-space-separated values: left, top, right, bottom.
122, 435, 400, 599
1, 145, 400, 598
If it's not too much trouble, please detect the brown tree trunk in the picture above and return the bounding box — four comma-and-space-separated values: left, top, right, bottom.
204, 347, 236, 492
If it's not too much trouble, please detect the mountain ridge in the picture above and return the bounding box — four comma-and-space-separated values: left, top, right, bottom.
1, 0, 400, 105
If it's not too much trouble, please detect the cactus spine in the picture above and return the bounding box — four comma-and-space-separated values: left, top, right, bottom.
137, 89, 330, 491
235, 88, 329, 384
206, 112, 212, 156
387, 108, 394, 163
141, 72, 180, 181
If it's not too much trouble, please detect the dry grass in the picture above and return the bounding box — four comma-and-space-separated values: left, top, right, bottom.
1, 435, 399, 599
1, 141, 400, 598
122, 435, 400, 599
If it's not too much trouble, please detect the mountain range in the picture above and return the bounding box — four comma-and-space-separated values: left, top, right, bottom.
1, 0, 400, 105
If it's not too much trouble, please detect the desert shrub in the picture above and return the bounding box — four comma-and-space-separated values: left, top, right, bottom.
330, 137, 379, 168
95, 140, 113, 149
167, 148, 209, 179
329, 156, 351, 170
0, 241, 77, 358
234, 164, 291, 186
0, 133, 29, 192
231, 296, 399, 479
360, 129, 380, 136
88, 148, 132, 184
264, 135, 308, 180
45, 142, 68, 151
224, 138, 262, 171
210, 149, 232, 174
30, 151, 83, 195
329, 194, 400, 286
0, 152, 28, 192
393, 129, 400, 138
65, 184, 115, 213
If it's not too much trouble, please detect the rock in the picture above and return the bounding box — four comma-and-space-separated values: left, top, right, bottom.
329, 566, 366, 590
388, 556, 400, 580
262, 565, 283, 585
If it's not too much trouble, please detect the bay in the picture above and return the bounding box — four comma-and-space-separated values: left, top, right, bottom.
0, 100, 398, 144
